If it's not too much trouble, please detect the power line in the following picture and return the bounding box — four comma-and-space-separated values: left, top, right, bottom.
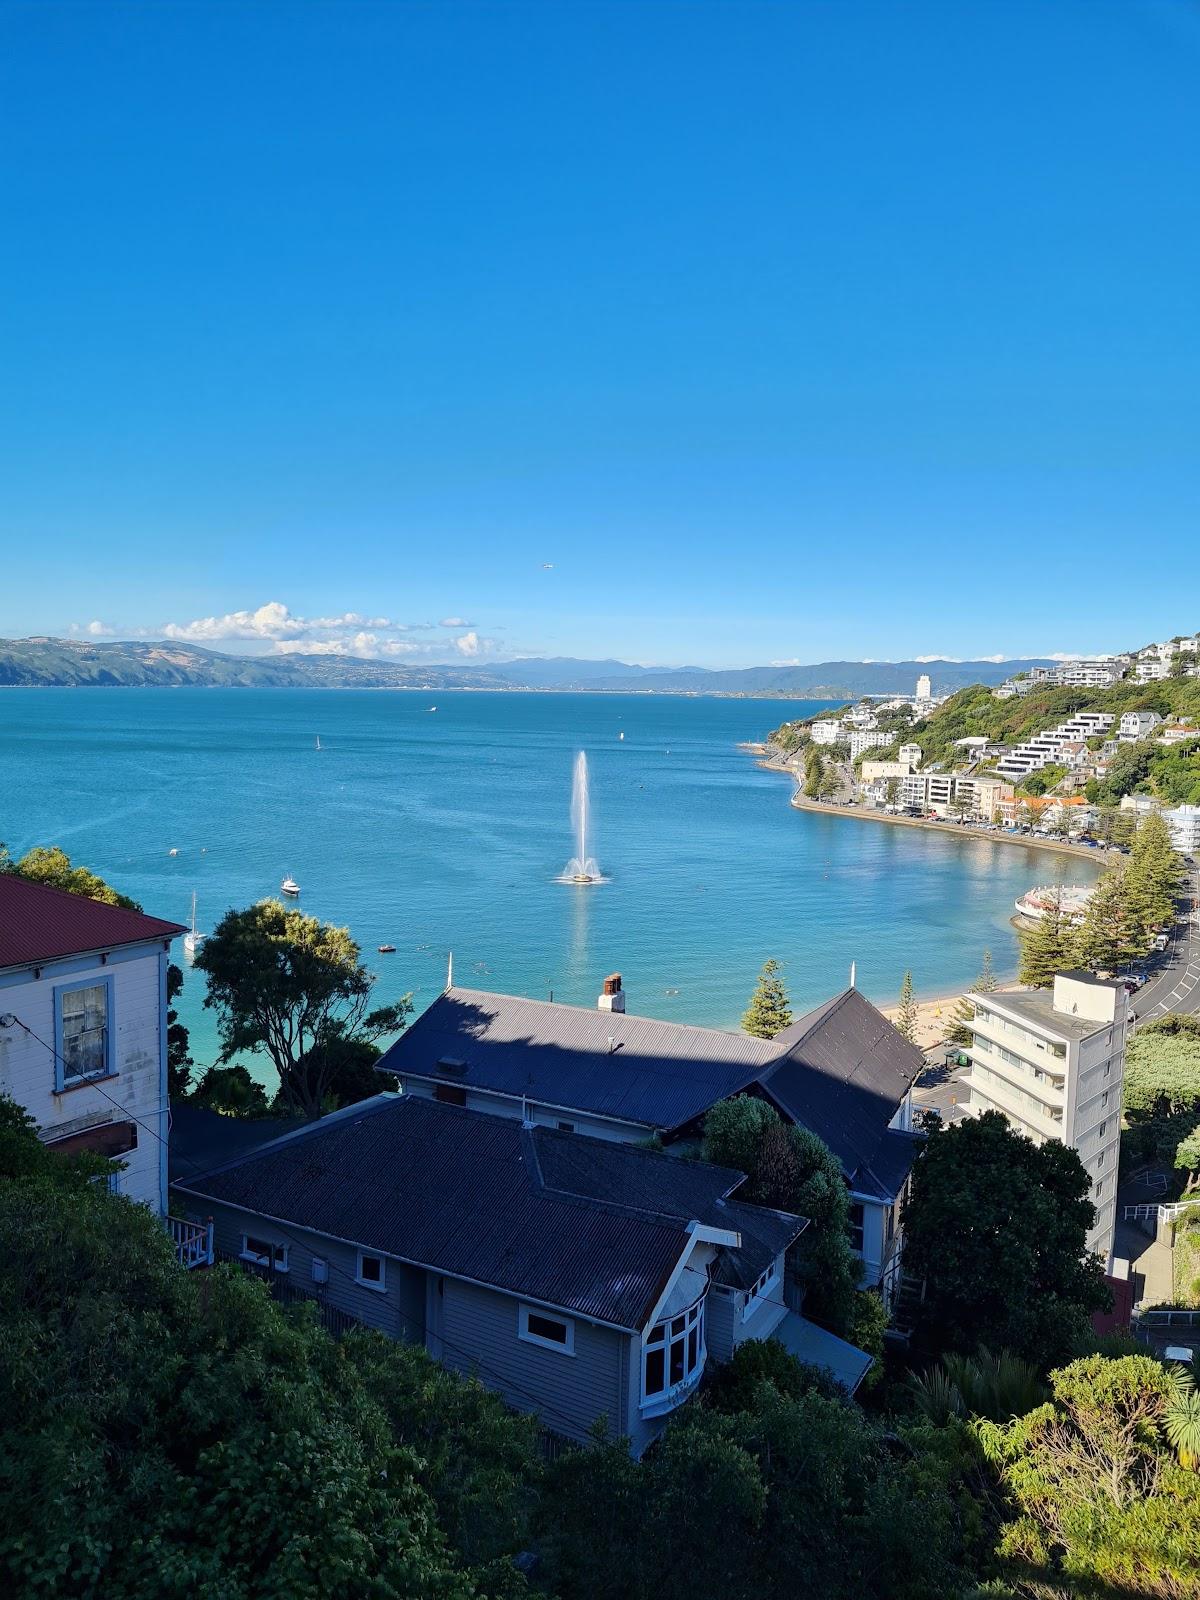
4, 1012, 613, 1441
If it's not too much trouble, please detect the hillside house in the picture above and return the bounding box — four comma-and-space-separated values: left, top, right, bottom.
172, 1092, 872, 1452
0, 876, 204, 1260
374, 977, 926, 1304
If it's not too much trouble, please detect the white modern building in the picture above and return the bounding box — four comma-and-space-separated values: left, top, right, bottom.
898, 743, 923, 767
964, 972, 1128, 1267
1119, 711, 1163, 742
915, 674, 933, 706
810, 719, 847, 746
849, 730, 892, 760
0, 875, 186, 1217
995, 713, 1115, 780
1053, 658, 1123, 688
1164, 804, 1200, 854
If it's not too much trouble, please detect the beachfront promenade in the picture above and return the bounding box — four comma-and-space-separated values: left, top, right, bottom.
781, 785, 1108, 862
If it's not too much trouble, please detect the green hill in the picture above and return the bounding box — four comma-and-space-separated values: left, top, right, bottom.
767, 676, 1200, 806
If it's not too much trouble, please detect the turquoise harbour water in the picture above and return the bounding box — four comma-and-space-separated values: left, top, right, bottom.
1, 688, 1100, 1073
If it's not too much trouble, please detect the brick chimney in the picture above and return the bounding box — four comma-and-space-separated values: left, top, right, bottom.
598, 972, 625, 1014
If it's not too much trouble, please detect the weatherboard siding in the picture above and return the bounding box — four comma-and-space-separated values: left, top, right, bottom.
396, 1076, 646, 1142
438, 1276, 627, 1444
193, 1201, 426, 1337
0, 943, 168, 1213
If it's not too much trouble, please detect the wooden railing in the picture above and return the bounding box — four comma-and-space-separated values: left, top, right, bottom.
167, 1215, 214, 1270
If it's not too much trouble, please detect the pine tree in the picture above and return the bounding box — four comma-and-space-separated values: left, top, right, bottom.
1018, 891, 1076, 988
1075, 865, 1145, 974
896, 970, 919, 1044
946, 949, 997, 1046
1125, 810, 1183, 936
742, 958, 793, 1039
803, 745, 824, 798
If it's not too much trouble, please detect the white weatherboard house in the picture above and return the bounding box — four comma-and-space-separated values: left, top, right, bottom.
0, 875, 207, 1262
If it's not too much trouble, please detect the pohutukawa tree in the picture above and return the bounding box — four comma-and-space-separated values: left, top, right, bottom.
196, 900, 412, 1118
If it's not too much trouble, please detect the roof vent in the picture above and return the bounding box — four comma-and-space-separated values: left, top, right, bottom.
598, 972, 625, 1014
436, 1056, 467, 1075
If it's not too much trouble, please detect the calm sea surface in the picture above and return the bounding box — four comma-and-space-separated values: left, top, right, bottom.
1, 688, 1100, 1072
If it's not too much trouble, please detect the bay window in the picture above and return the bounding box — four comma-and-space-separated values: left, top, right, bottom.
641, 1295, 705, 1414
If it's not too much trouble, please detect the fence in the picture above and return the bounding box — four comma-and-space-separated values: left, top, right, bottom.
1123, 1202, 1198, 1227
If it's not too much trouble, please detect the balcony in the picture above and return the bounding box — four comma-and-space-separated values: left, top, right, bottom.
167, 1215, 214, 1270
971, 1011, 1067, 1072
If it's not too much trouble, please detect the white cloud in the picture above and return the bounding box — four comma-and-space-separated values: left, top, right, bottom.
162, 601, 394, 643
439, 616, 475, 629
453, 631, 490, 657
86, 620, 115, 637
771, 658, 802, 667
913, 654, 961, 663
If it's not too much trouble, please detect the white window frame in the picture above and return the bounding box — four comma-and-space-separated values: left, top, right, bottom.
741, 1260, 779, 1322
518, 1303, 575, 1355
641, 1294, 705, 1413
241, 1234, 288, 1272
356, 1250, 387, 1292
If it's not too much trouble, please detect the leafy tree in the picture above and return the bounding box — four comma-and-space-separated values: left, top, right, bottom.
196, 900, 412, 1117
1017, 889, 1076, 988
977, 1355, 1200, 1597
538, 1349, 983, 1600
1123, 1027, 1200, 1121
9, 844, 142, 909
741, 959, 793, 1039
702, 1100, 861, 1336
191, 1062, 272, 1117
1176, 1124, 1200, 1197
702, 1095, 779, 1176
895, 970, 918, 1044
902, 1111, 1110, 1372
0, 1098, 529, 1598
166, 961, 193, 1098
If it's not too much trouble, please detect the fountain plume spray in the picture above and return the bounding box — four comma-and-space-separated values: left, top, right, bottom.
562, 751, 601, 883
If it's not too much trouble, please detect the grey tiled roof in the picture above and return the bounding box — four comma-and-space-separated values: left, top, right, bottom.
375, 986, 777, 1130
173, 1094, 806, 1329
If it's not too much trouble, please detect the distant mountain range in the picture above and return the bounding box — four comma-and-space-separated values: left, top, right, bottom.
0, 637, 1056, 697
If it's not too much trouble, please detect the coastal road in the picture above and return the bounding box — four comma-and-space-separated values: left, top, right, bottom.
1132, 869, 1200, 1026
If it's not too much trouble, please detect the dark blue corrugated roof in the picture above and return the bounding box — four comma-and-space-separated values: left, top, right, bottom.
376, 985, 925, 1196
376, 987, 776, 1130
173, 1094, 805, 1328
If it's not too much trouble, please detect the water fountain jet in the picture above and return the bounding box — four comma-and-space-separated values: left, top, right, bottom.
560, 750, 603, 883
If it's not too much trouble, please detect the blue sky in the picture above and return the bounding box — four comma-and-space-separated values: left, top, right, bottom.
1, 1, 1196, 668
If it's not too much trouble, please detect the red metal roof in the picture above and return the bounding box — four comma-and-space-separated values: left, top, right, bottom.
0, 875, 186, 970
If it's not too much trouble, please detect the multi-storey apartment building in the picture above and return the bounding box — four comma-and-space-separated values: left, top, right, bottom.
995, 713, 1114, 779
964, 972, 1128, 1267
1119, 711, 1162, 742
849, 730, 891, 760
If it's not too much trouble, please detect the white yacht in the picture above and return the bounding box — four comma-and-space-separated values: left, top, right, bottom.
281, 875, 301, 897
183, 891, 205, 954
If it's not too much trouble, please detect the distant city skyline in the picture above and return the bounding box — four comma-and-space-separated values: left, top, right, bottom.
2, 2, 1197, 668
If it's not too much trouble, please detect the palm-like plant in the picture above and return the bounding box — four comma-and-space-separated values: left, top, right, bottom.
907, 1347, 1047, 1425
1163, 1364, 1200, 1470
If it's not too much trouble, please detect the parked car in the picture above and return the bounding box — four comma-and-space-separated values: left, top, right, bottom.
1154, 933, 1169, 952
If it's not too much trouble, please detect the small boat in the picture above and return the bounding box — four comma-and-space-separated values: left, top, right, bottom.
281, 876, 301, 896
183, 891, 205, 955
618, 731, 624, 741
427, 705, 437, 712
377, 943, 396, 954
315, 735, 322, 751
168, 847, 179, 857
